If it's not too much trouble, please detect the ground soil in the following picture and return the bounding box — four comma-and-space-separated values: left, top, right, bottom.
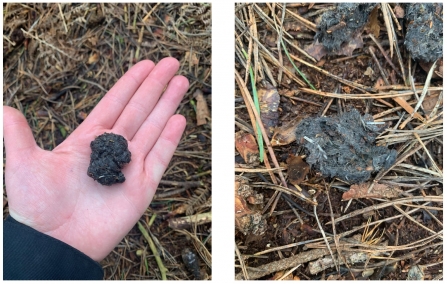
3, 3, 211, 280
235, 3, 442, 280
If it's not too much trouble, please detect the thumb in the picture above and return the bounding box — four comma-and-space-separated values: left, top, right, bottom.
3, 106, 37, 155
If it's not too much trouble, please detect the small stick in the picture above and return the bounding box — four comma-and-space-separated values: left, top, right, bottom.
381, 3, 394, 58
299, 87, 442, 100
330, 196, 442, 225
369, 46, 390, 85
138, 221, 168, 280
235, 243, 249, 280
413, 134, 442, 176
58, 4, 68, 33
235, 248, 330, 280
313, 202, 337, 271
393, 205, 438, 236
400, 60, 438, 129
167, 212, 212, 230
368, 34, 403, 79
387, 3, 402, 31
279, 3, 317, 32
289, 96, 324, 107
375, 140, 428, 181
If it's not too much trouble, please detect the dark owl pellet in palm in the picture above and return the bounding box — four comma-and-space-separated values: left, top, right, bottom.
87, 133, 131, 186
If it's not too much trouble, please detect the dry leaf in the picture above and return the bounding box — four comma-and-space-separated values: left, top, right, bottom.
279, 89, 296, 97
394, 4, 405, 18
284, 21, 304, 32
271, 116, 303, 146
286, 154, 310, 185
235, 131, 259, 165
305, 33, 364, 61
305, 41, 327, 61
422, 90, 442, 113
364, 66, 375, 77
269, 271, 286, 280
87, 52, 99, 64
366, 6, 381, 38
342, 183, 403, 200
342, 86, 352, 94
87, 35, 98, 46
374, 77, 385, 89
77, 111, 88, 121
316, 58, 326, 67
258, 80, 280, 137
194, 89, 210, 126
419, 58, 443, 79
186, 51, 199, 65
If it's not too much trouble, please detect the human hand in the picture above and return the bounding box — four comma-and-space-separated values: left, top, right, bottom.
3, 58, 189, 261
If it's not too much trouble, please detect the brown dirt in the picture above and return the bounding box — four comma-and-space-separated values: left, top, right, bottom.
235, 3, 442, 280
3, 3, 211, 280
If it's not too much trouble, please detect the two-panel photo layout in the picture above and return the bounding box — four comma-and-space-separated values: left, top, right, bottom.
2, 2, 443, 281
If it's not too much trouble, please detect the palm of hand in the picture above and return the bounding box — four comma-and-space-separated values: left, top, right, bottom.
4, 58, 189, 261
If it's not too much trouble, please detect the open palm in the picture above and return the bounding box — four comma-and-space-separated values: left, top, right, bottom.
3, 58, 189, 261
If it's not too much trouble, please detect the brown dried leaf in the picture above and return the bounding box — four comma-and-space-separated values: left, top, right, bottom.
194, 89, 210, 126
87, 52, 99, 64
270, 271, 286, 280
235, 131, 259, 165
186, 50, 199, 65
342, 183, 403, 200
366, 6, 381, 38
305, 41, 327, 61
316, 58, 326, 67
336, 33, 364, 57
374, 77, 385, 90
77, 111, 88, 121
286, 154, 310, 185
271, 116, 303, 147
419, 58, 443, 79
305, 33, 364, 61
258, 80, 280, 137
364, 66, 375, 78
422, 90, 442, 113
284, 21, 304, 32
394, 4, 405, 18
278, 89, 296, 97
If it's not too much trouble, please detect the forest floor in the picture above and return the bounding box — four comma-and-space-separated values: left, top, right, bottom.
235, 3, 442, 280
3, 3, 211, 280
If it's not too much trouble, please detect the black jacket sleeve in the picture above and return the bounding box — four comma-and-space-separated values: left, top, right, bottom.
3, 215, 104, 280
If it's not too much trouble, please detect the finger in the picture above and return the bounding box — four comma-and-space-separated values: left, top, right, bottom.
3, 106, 37, 156
77, 60, 156, 131
112, 57, 180, 140
143, 115, 186, 188
130, 75, 189, 156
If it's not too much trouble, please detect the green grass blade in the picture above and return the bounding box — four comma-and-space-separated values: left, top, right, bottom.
241, 48, 264, 162
280, 40, 316, 90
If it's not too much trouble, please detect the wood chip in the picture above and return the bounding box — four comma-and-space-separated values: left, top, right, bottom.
342, 183, 403, 200
194, 89, 210, 126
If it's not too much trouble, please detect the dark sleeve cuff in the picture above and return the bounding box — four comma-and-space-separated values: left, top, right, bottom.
3, 215, 103, 280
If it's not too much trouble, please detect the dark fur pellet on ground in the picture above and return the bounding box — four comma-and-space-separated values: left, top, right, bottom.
404, 3, 443, 62
182, 248, 202, 280
315, 3, 375, 52
295, 109, 397, 184
87, 133, 131, 186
